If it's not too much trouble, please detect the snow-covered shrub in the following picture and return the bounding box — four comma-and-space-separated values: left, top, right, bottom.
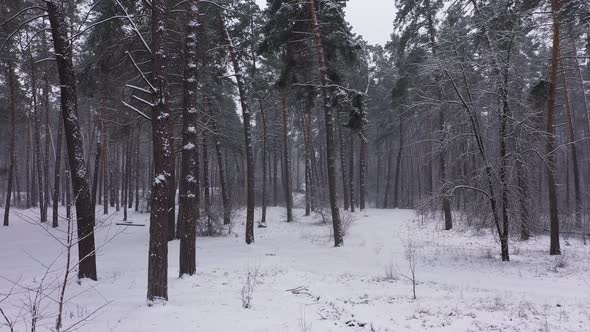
401, 238, 419, 299
241, 265, 260, 309
383, 259, 399, 281
341, 210, 355, 236
196, 215, 224, 237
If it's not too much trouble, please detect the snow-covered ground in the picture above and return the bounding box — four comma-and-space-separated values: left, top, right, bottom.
1, 206, 589, 331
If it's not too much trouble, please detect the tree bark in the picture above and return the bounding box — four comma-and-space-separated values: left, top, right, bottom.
135, 121, 141, 212
304, 110, 314, 216
309, 0, 343, 246
147, 0, 172, 301
168, 124, 176, 241
47, 1, 98, 280
547, 0, 561, 255
211, 103, 231, 226
52, 120, 63, 227
31, 63, 46, 222
282, 96, 293, 222
383, 144, 393, 209
91, 103, 102, 210
220, 13, 255, 244
516, 157, 530, 240
3, 62, 17, 227
338, 113, 350, 210
260, 100, 269, 224
103, 130, 109, 215
349, 131, 355, 212
178, 4, 200, 275
393, 119, 403, 209
561, 57, 582, 228
43, 75, 50, 225
359, 132, 367, 211
203, 102, 211, 235
26, 119, 31, 209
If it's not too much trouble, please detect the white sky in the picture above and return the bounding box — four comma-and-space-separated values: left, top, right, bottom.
254, 0, 395, 45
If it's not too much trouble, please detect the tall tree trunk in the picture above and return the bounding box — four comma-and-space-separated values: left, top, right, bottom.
338, 114, 350, 210
211, 104, 231, 226
110, 144, 115, 208
47, 2, 98, 280
498, 69, 511, 262
135, 121, 141, 212
220, 13, 255, 244
115, 144, 120, 212
43, 75, 50, 224
440, 108, 453, 230
168, 122, 176, 241
31, 64, 46, 222
393, 120, 403, 209
26, 119, 31, 209
516, 157, 530, 240
53, 120, 63, 228
202, 113, 211, 235
91, 105, 102, 210
178, 2, 200, 275
282, 96, 293, 222
273, 138, 278, 207
123, 135, 131, 222
309, 0, 343, 246
304, 110, 314, 216
383, 145, 393, 209
3, 62, 17, 227
349, 131, 355, 212
65, 167, 71, 220
359, 132, 367, 211
260, 100, 269, 224
103, 130, 109, 215
561, 57, 583, 228
547, 0, 561, 255
147, 0, 172, 301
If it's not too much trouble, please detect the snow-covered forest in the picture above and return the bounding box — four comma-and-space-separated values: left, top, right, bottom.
0, 0, 589, 331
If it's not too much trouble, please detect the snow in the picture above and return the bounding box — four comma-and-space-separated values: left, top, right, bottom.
154, 174, 166, 184
183, 142, 196, 150
1, 206, 589, 331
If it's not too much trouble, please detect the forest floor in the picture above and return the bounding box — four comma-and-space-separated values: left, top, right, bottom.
1, 205, 589, 332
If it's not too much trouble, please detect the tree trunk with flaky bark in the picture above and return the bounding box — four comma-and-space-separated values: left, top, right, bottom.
147, 0, 172, 301
178, 2, 200, 275
309, 0, 343, 246
47, 1, 97, 280
547, 0, 561, 256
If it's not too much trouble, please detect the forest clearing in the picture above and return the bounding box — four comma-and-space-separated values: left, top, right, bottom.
1, 0, 590, 331
2, 206, 589, 331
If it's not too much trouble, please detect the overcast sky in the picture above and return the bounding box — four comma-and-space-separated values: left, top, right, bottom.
253, 0, 395, 45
